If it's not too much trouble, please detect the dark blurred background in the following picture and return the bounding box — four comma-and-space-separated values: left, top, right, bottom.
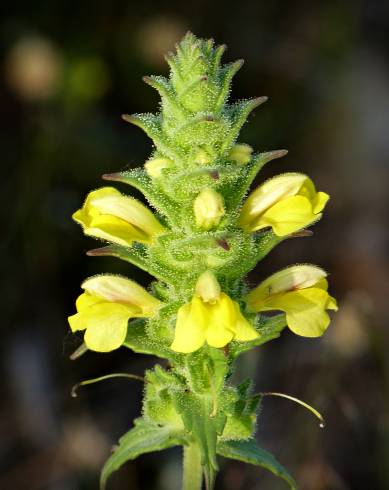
1, 1, 389, 489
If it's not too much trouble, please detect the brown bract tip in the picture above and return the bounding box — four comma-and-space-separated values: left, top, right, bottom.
86, 246, 114, 257
102, 172, 121, 181
289, 230, 314, 238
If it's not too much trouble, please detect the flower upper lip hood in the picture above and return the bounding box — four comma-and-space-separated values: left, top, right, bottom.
238, 172, 329, 236
68, 274, 161, 352
73, 186, 166, 247
246, 265, 338, 338
170, 271, 259, 353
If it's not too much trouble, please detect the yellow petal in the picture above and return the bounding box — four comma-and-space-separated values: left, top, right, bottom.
327, 295, 338, 311
68, 312, 86, 333
90, 188, 165, 237
257, 195, 317, 236
75, 292, 104, 312
73, 187, 165, 245
82, 302, 134, 352
195, 271, 221, 303
170, 299, 207, 353
86, 214, 148, 246
247, 265, 327, 311
239, 173, 308, 229
81, 274, 160, 315
266, 288, 332, 337
69, 293, 105, 332
312, 191, 329, 214
315, 278, 329, 291
232, 301, 259, 341
206, 294, 236, 348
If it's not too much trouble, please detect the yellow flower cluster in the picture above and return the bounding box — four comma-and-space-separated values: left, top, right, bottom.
69, 172, 336, 354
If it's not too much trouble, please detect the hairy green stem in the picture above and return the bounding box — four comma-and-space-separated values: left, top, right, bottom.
183, 443, 203, 490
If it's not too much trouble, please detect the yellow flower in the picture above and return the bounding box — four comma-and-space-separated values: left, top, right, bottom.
68, 274, 161, 352
228, 143, 253, 165
171, 271, 259, 353
246, 265, 338, 337
194, 188, 225, 231
73, 187, 165, 246
238, 173, 329, 236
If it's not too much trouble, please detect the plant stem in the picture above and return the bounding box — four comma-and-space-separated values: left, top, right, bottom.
183, 443, 203, 490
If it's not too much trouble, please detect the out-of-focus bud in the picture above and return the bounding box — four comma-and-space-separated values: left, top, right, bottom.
228, 144, 253, 165
194, 188, 225, 230
145, 157, 172, 177
194, 148, 213, 165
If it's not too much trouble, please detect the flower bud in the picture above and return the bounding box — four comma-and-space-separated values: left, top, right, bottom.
228, 143, 253, 165
194, 148, 213, 165
195, 271, 221, 303
193, 188, 225, 230
144, 157, 172, 177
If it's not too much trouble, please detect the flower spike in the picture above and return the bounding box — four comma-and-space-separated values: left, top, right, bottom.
68, 33, 337, 490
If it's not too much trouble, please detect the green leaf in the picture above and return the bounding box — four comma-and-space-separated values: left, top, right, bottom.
100, 418, 181, 489
217, 439, 297, 490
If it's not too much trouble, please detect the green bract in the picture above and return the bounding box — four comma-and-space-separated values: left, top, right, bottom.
70, 32, 336, 490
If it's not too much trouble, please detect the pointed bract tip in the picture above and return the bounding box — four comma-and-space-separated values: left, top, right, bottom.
70, 343, 88, 361
102, 172, 122, 181
252, 96, 268, 107
142, 75, 152, 84
289, 230, 314, 238
86, 246, 115, 257
121, 113, 133, 122
261, 149, 288, 162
